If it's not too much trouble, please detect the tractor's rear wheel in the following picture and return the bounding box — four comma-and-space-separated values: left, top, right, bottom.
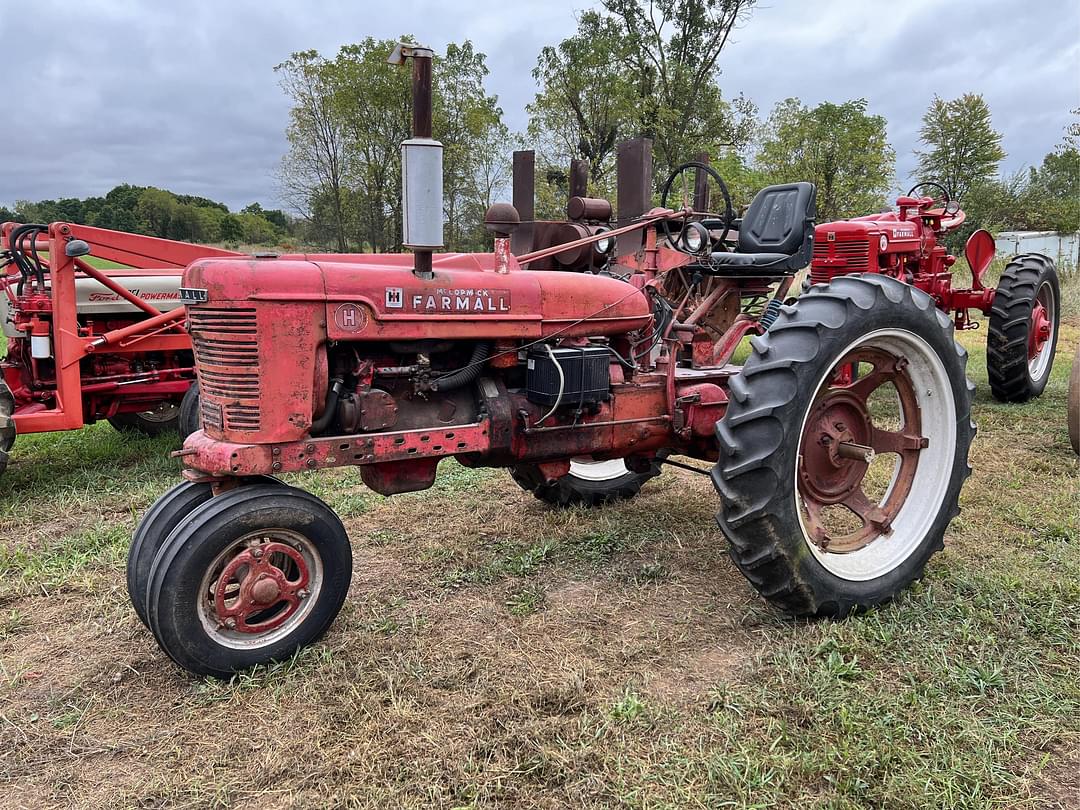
145, 484, 352, 677
987, 254, 1060, 402
178, 382, 200, 439
127, 476, 287, 628
0, 381, 15, 479
510, 454, 665, 507
713, 274, 974, 617
109, 402, 181, 437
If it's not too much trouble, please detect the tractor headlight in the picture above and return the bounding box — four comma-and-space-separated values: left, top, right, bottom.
681, 221, 710, 255
879, 234, 888, 252
593, 227, 613, 255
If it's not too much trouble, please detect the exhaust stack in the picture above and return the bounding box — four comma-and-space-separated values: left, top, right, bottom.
389, 43, 443, 278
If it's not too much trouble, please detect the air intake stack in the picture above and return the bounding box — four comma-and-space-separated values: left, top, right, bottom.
389, 42, 443, 278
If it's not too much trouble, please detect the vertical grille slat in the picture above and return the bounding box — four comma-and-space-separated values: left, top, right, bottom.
189, 308, 261, 432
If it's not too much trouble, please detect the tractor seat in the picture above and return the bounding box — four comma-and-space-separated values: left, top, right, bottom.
702, 182, 816, 275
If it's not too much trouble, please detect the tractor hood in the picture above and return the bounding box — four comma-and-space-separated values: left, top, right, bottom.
182, 253, 652, 342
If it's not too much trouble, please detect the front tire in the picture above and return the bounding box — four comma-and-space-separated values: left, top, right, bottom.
510, 454, 665, 507
713, 274, 975, 617
987, 254, 1060, 402
145, 485, 352, 678
127, 476, 287, 628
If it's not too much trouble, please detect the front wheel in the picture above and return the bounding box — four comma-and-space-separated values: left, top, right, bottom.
145, 485, 352, 677
510, 454, 665, 507
987, 254, 1060, 402
713, 274, 975, 617
127, 475, 288, 628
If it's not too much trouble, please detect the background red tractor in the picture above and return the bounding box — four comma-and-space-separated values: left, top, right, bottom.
129, 46, 977, 678
808, 182, 1061, 401
0, 222, 243, 479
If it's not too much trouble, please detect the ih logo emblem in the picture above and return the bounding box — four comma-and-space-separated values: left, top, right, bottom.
385, 287, 403, 308
334, 303, 368, 333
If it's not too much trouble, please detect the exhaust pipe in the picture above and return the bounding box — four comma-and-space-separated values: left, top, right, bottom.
389, 43, 443, 278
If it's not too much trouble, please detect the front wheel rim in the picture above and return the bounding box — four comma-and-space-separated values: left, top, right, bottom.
197, 528, 324, 649
795, 329, 957, 582
1028, 281, 1055, 382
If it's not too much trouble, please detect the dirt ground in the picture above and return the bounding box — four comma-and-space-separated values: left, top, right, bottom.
1, 316, 1078, 809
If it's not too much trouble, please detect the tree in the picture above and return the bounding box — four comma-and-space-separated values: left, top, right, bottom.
527, 11, 636, 185
756, 98, 895, 221
277, 37, 506, 252
603, 0, 758, 175
914, 93, 1005, 200
276, 50, 351, 251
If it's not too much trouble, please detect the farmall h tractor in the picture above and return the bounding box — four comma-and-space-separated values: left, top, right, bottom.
0, 222, 244, 479
131, 46, 976, 677
809, 182, 1061, 401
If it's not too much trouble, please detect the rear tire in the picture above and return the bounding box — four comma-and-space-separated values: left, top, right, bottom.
0, 381, 15, 480
987, 254, 1060, 402
145, 485, 352, 678
713, 274, 975, 617
178, 383, 200, 439
109, 403, 181, 436
510, 454, 665, 507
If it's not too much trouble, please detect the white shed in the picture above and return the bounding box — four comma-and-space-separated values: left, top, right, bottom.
994, 231, 1079, 268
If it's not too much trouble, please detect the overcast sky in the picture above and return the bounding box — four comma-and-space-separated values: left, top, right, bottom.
2, 0, 1077, 211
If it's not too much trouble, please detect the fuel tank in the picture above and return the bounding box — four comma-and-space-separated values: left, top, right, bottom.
183, 252, 652, 341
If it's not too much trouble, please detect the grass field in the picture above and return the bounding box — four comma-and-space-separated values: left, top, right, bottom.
0, 277, 1077, 808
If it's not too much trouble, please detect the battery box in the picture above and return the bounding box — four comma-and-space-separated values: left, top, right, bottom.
526, 346, 610, 407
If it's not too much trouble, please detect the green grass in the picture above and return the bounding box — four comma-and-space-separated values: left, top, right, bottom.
0, 276, 1076, 808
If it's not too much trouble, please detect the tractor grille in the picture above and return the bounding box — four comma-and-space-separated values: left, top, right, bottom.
812, 239, 870, 270
188, 307, 261, 432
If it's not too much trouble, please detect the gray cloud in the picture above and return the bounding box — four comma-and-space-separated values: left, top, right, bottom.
1, 0, 1076, 211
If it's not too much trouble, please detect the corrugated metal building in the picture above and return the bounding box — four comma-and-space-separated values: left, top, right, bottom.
994, 231, 1079, 268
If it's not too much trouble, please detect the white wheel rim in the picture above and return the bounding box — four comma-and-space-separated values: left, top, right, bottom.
1028, 281, 1055, 382
795, 328, 957, 582
568, 458, 630, 482
197, 528, 324, 650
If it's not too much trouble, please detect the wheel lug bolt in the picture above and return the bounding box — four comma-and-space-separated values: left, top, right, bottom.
224, 618, 236, 629
251, 547, 262, 558
297, 588, 310, 599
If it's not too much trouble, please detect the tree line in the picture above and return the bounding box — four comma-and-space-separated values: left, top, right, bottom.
1, 185, 294, 247
5, 0, 1077, 251
278, 0, 1076, 251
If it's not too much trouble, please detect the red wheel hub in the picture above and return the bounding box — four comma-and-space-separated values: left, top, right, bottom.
800, 392, 874, 504
212, 541, 311, 634
1028, 301, 1051, 360
798, 349, 928, 553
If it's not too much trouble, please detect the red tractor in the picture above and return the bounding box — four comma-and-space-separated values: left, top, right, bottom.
0, 222, 246, 479
130, 47, 978, 678
808, 182, 1061, 401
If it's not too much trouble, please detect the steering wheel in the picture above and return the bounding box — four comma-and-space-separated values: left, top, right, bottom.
659, 162, 734, 251
905, 181, 956, 214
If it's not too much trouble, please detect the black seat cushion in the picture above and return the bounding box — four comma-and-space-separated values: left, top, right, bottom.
738, 182, 815, 255
707, 251, 792, 268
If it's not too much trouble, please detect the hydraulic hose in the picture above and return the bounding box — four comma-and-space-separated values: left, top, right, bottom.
309, 377, 345, 435
431, 342, 491, 392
